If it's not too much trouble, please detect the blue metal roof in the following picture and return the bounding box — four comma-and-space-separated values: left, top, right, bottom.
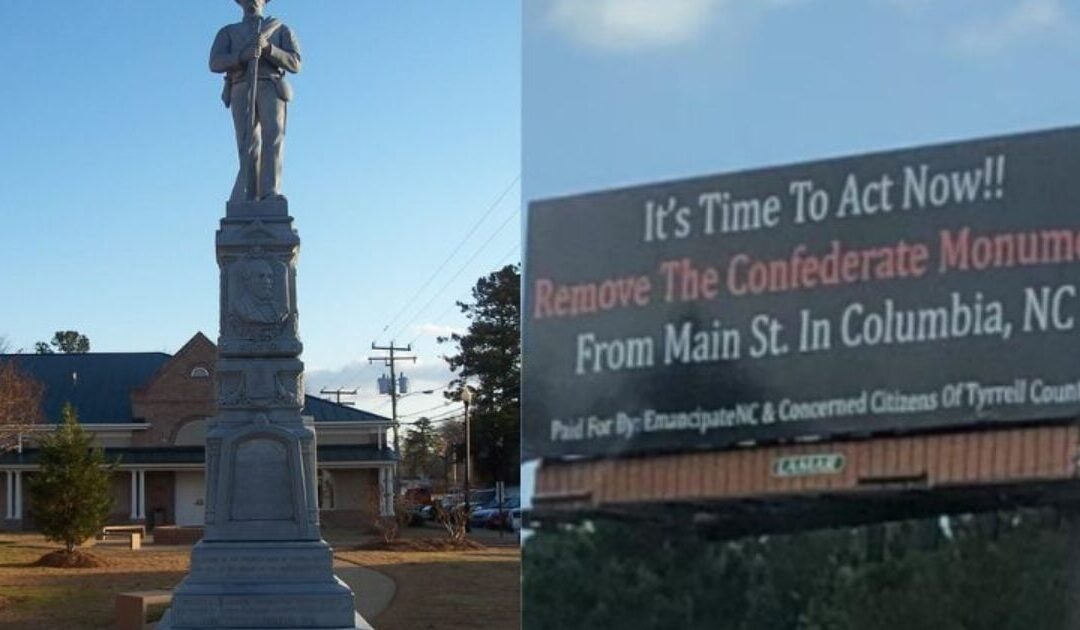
0, 352, 390, 425
0, 444, 398, 466
302, 395, 390, 423
1, 353, 170, 424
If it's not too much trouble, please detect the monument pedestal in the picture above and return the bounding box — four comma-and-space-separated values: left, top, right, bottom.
158, 612, 372, 630
157, 200, 371, 629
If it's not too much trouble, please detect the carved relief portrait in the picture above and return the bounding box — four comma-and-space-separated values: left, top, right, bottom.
225, 256, 293, 343
230, 257, 288, 325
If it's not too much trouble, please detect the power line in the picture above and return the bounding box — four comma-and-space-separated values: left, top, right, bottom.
407, 243, 520, 347
425, 406, 467, 422
373, 381, 453, 410
374, 174, 520, 344
402, 412, 463, 426
389, 205, 520, 343
401, 404, 462, 423
399, 401, 454, 418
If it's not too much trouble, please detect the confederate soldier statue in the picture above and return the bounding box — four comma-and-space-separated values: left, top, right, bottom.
210, 0, 301, 202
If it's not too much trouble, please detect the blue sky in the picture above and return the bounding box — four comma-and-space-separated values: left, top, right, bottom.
520, 0, 1080, 490
0, 2, 520, 419
524, 0, 1080, 201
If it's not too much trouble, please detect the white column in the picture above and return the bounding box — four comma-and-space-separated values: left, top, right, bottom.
377, 468, 386, 516
385, 466, 396, 517
4, 471, 12, 520
12, 471, 22, 520
137, 470, 146, 520
130, 470, 138, 520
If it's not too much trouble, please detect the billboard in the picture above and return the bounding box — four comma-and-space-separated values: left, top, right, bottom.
524, 126, 1080, 459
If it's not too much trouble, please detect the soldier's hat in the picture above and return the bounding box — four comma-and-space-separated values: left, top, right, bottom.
234, 0, 272, 4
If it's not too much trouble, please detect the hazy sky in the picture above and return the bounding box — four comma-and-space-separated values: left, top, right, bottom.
524, 0, 1080, 202
0, 2, 520, 420
520, 0, 1080, 486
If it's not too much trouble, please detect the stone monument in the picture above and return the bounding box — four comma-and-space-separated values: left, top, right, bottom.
156, 1, 371, 628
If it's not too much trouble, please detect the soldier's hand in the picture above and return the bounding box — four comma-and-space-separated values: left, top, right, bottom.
258, 35, 271, 56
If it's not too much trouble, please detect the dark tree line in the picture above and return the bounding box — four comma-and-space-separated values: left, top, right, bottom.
524, 510, 1068, 630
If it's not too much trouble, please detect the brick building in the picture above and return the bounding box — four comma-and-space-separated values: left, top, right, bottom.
0, 333, 396, 531
534, 424, 1080, 536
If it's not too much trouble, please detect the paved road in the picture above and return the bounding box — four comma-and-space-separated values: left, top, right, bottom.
334, 560, 397, 621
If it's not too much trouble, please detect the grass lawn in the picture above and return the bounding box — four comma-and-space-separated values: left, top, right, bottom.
0, 534, 189, 629
0, 528, 520, 629
338, 540, 521, 629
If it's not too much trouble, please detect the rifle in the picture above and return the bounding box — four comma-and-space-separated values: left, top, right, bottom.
242, 17, 284, 199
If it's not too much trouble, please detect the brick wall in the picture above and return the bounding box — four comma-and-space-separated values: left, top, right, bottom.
131, 333, 216, 448
537, 424, 1080, 509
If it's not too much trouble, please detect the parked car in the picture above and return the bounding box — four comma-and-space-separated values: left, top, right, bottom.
469, 488, 496, 508
469, 496, 521, 530
490, 497, 522, 530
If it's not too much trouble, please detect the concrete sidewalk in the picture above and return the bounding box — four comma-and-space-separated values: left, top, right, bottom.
334, 560, 397, 621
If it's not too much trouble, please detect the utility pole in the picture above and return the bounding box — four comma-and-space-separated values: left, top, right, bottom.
369, 342, 415, 494
461, 386, 473, 533
319, 387, 357, 406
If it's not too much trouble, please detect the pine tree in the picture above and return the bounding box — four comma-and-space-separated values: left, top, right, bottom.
439, 264, 521, 484
27, 404, 115, 553
403, 417, 440, 478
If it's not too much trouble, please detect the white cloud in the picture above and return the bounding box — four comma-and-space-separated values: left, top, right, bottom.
953, 0, 1069, 56
546, 0, 724, 51
304, 357, 454, 411
412, 323, 464, 339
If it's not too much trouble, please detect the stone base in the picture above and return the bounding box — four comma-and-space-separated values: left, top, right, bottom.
226, 197, 289, 218
156, 610, 373, 630
155, 540, 366, 629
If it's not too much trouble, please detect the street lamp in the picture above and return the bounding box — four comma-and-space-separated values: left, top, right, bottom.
398, 388, 437, 400
460, 386, 473, 533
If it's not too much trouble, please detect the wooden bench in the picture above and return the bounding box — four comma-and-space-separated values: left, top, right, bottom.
115, 590, 171, 630
99, 525, 147, 549
100, 524, 147, 539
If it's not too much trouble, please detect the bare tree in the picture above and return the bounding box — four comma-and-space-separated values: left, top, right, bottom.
0, 360, 43, 452
367, 492, 413, 544
435, 503, 469, 544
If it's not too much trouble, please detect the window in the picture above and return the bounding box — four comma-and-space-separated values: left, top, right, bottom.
190, 366, 211, 378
